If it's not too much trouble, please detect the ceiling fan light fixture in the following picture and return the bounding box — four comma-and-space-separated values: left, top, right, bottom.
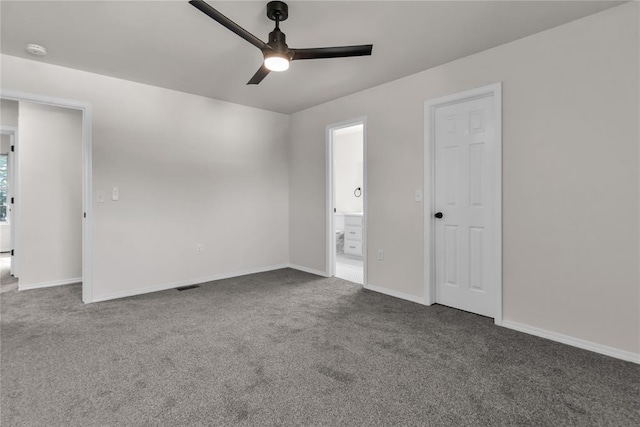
264, 51, 289, 72
189, 0, 373, 84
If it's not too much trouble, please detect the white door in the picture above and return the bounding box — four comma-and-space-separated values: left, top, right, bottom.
434, 95, 499, 317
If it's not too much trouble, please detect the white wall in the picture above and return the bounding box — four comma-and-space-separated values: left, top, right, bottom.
1, 99, 19, 127
0, 134, 10, 153
18, 102, 82, 287
1, 55, 290, 301
334, 127, 363, 213
289, 3, 639, 355
0, 226, 10, 253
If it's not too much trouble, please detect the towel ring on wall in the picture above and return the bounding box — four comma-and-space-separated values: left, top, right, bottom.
354, 187, 362, 198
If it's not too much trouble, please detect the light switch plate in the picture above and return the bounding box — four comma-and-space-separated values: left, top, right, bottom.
112, 187, 119, 201
415, 190, 423, 202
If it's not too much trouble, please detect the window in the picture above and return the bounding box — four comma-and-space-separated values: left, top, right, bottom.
0, 154, 7, 222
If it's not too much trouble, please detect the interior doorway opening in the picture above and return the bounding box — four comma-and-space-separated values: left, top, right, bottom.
326, 119, 366, 285
0, 124, 17, 293
1, 101, 19, 287
0, 91, 93, 303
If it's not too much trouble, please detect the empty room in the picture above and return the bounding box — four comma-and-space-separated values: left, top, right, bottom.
1, 1, 638, 425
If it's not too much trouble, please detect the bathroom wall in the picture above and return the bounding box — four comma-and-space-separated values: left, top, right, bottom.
333, 125, 363, 213
334, 213, 345, 233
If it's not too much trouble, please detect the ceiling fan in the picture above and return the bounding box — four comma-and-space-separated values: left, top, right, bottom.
189, 0, 373, 85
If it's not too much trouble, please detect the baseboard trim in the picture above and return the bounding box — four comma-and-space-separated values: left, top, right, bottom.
501, 320, 640, 364
288, 264, 331, 278
364, 283, 425, 305
19, 277, 82, 291
90, 264, 290, 303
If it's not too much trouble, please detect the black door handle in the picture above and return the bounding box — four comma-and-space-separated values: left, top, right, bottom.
434, 212, 443, 219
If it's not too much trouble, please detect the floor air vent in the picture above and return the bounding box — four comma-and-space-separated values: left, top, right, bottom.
176, 285, 200, 291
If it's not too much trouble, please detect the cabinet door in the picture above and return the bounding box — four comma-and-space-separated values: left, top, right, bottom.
344, 225, 362, 241
344, 240, 363, 256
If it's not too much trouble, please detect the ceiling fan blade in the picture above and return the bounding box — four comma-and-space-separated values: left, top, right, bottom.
247, 64, 270, 85
189, 0, 267, 50
292, 45, 373, 61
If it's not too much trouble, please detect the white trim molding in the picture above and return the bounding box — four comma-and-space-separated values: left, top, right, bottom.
0, 89, 94, 304
90, 264, 291, 303
289, 263, 331, 278
424, 82, 503, 324
364, 283, 425, 305
19, 277, 82, 291
501, 320, 640, 364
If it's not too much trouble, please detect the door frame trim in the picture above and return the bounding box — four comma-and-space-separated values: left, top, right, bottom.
423, 83, 502, 325
0, 126, 18, 275
0, 90, 94, 303
325, 117, 367, 285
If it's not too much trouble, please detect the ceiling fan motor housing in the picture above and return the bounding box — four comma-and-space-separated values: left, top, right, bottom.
266, 2, 291, 57
268, 29, 290, 55
266, 1, 288, 22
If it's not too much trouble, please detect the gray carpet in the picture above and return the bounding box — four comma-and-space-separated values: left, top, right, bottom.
1, 268, 638, 426
0, 253, 18, 293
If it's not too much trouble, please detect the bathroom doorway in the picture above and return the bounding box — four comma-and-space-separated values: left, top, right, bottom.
326, 119, 366, 285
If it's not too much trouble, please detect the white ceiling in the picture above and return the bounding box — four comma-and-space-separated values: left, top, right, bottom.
0, 1, 623, 114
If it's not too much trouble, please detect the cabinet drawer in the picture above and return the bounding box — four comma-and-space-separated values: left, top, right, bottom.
344, 239, 363, 256
344, 225, 362, 241
344, 215, 363, 226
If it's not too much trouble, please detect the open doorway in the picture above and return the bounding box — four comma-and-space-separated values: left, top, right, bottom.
0, 123, 17, 293
0, 91, 93, 303
326, 119, 366, 285
1, 99, 19, 290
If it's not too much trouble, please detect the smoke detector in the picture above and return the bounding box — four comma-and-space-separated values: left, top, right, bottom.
25, 44, 47, 56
